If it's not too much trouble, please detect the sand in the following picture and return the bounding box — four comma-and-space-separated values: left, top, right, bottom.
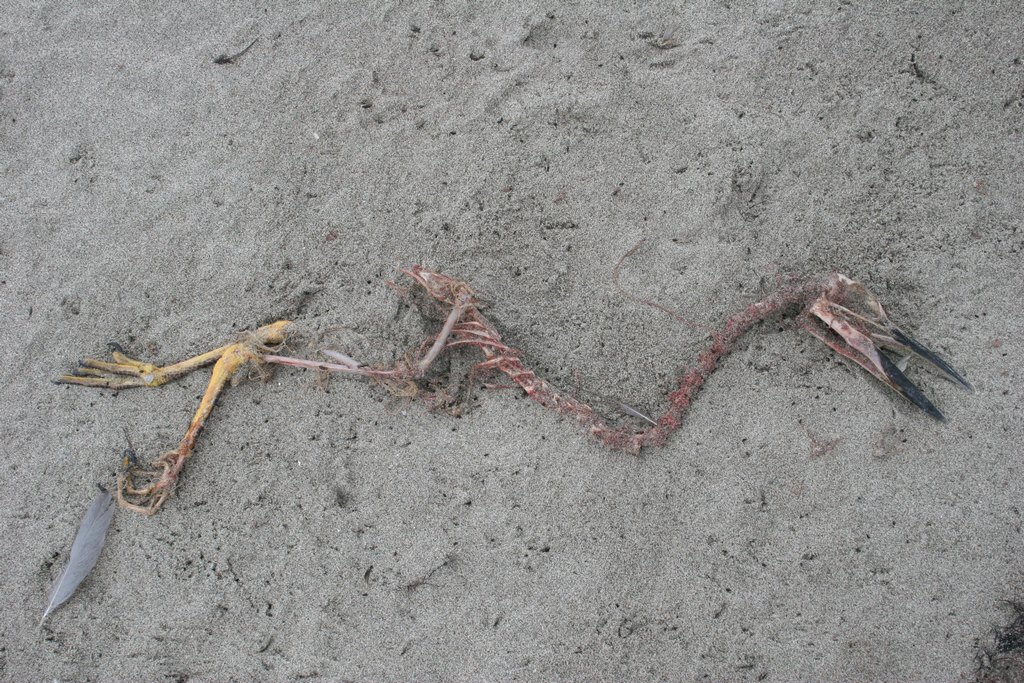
2, 1, 1022, 680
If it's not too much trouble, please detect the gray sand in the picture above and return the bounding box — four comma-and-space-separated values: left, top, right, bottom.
2, 2, 1022, 680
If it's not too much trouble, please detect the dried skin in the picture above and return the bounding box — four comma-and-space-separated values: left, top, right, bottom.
56, 265, 969, 515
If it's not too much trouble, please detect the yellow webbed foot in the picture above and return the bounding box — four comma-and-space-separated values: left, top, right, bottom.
57, 320, 292, 514
55, 342, 230, 389
54, 321, 292, 390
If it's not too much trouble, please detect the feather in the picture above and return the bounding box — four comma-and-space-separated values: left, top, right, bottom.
41, 491, 115, 625
618, 402, 658, 427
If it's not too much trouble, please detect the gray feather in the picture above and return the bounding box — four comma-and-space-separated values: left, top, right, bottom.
41, 491, 115, 625
618, 402, 658, 427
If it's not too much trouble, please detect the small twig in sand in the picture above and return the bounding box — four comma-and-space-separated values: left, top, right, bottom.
404, 553, 457, 592
612, 239, 715, 337
213, 38, 258, 65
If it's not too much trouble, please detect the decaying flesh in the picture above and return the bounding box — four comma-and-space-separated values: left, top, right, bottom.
55, 268, 969, 515
266, 267, 969, 449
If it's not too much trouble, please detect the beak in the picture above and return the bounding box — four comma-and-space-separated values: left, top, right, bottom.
886, 326, 972, 390
805, 275, 971, 421
876, 352, 945, 421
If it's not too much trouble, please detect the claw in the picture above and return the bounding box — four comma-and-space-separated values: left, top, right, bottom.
56, 320, 292, 514
55, 373, 152, 390
806, 274, 969, 419
70, 366, 108, 378
57, 343, 226, 389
